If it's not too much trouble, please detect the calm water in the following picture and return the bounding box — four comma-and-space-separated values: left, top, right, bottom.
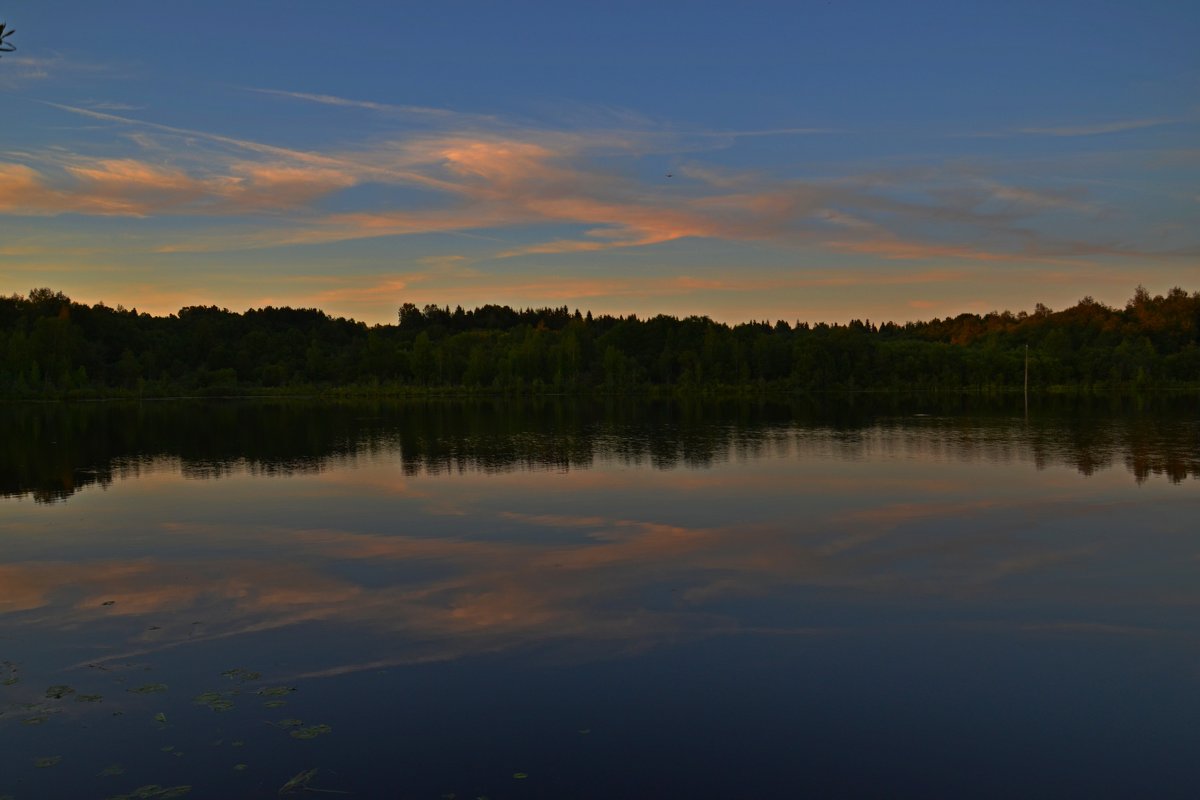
2, 396, 1199, 799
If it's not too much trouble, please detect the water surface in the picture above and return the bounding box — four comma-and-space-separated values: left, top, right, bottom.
2, 396, 1199, 798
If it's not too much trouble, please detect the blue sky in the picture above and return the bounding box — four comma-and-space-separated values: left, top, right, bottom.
2, 0, 1197, 323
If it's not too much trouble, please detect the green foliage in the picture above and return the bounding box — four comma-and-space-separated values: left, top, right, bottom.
1, 286, 1198, 397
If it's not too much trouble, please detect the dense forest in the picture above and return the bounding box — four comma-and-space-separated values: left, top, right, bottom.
1, 286, 1197, 397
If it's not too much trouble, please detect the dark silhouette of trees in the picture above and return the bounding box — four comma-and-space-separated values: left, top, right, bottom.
2, 286, 1198, 397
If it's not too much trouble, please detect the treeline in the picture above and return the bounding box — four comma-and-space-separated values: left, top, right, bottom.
1, 286, 1198, 397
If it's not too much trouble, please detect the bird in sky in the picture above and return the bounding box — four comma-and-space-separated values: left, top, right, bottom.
0, 22, 15, 56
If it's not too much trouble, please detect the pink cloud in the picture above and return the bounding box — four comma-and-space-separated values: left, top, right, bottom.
10, 102, 1182, 272
0, 157, 358, 217
826, 238, 1089, 266
222, 161, 358, 209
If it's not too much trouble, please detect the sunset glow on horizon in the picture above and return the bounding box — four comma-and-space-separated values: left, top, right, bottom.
2, 1, 1197, 324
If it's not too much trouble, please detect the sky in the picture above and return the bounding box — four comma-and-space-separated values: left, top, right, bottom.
1, 0, 1197, 325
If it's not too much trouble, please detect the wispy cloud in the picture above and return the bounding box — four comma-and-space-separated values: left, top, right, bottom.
34, 100, 457, 191
0, 55, 51, 86
245, 86, 495, 122
7, 96, 1192, 269
826, 238, 1087, 266
83, 100, 145, 112
0, 157, 357, 217
37, 100, 346, 162
1018, 118, 1172, 137
277, 268, 979, 315
964, 118, 1175, 139
0, 53, 131, 88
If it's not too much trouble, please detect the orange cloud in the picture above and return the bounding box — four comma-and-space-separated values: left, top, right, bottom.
0, 157, 358, 217
245, 267, 985, 318
11, 100, 1182, 274
827, 238, 1089, 266
439, 139, 558, 185
222, 161, 358, 210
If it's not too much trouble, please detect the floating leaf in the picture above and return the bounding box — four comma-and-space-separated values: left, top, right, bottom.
99, 763, 126, 777
77, 694, 104, 703
1, 676, 18, 686
276, 718, 304, 728
128, 684, 168, 695
290, 724, 332, 740
154, 713, 168, 724
192, 692, 234, 712
279, 768, 318, 794
107, 785, 192, 800
221, 668, 261, 682
160, 745, 174, 753
257, 686, 295, 697
231, 740, 245, 748
233, 763, 248, 772
577, 728, 591, 734
263, 700, 286, 709
22, 716, 49, 725
35, 755, 62, 768
512, 772, 528, 779
45, 685, 75, 699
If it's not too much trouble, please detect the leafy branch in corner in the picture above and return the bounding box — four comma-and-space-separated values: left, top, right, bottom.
0, 21, 15, 56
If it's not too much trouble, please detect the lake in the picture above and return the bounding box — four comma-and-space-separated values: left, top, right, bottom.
2, 395, 1199, 799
